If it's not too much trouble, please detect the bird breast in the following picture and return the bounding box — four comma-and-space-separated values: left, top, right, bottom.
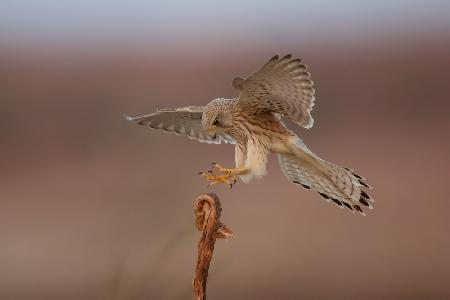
239, 137, 270, 183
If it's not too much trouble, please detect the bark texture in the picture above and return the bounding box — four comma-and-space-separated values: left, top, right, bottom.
192, 193, 233, 300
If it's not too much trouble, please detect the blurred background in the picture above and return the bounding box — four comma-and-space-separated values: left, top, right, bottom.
1, 1, 450, 299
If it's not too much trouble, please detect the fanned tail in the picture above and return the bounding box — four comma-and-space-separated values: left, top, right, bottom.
278, 139, 373, 215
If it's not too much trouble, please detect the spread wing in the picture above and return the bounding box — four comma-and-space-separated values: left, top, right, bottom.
125, 106, 235, 144
233, 54, 315, 128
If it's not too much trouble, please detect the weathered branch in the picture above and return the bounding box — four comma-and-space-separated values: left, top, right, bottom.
192, 193, 233, 300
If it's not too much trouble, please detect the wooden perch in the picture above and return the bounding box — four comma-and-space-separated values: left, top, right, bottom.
192, 193, 234, 300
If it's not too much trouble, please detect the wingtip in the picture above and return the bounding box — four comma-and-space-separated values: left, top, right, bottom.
123, 114, 135, 122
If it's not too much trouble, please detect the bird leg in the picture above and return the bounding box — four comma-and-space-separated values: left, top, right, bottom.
199, 163, 248, 189
211, 163, 249, 175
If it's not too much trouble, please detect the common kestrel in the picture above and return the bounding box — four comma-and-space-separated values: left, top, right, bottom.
126, 54, 373, 215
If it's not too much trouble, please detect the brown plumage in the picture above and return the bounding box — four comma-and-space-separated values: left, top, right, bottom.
126, 54, 373, 215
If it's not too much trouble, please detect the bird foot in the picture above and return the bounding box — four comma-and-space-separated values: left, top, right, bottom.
211, 163, 235, 174
198, 163, 237, 189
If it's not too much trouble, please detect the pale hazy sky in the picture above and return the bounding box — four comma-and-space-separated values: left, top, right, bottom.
1, 1, 449, 36
1, 0, 449, 48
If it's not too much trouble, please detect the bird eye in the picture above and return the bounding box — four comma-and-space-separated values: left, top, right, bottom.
213, 119, 220, 126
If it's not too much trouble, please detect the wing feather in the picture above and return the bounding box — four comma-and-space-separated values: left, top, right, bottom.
125, 106, 234, 144
234, 54, 315, 128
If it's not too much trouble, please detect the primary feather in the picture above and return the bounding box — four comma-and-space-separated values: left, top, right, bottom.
234, 54, 315, 128
125, 106, 234, 144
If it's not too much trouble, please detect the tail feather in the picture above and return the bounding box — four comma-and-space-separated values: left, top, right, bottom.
278, 140, 373, 215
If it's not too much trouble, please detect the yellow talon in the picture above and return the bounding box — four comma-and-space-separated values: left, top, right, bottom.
199, 163, 239, 188
199, 172, 236, 188
211, 163, 233, 174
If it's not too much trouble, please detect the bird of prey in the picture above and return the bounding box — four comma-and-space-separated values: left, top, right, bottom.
126, 54, 373, 215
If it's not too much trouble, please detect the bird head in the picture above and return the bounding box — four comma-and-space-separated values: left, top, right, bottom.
202, 98, 233, 134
